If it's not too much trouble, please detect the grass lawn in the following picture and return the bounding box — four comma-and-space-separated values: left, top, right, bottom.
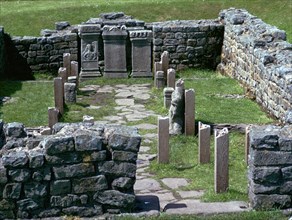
0, 0, 291, 42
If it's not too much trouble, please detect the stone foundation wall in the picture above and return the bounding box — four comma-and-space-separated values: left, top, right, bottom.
0, 121, 141, 219
152, 20, 224, 70
249, 125, 292, 210
218, 8, 292, 121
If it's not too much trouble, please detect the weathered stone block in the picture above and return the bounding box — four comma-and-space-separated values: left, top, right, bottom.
282, 166, 292, 180
251, 167, 282, 184
112, 151, 137, 162
64, 82, 76, 104
17, 198, 40, 211
90, 150, 107, 162
98, 161, 136, 178
94, 190, 135, 208
45, 152, 82, 165
24, 182, 47, 198
250, 193, 291, 210
50, 180, 71, 195
112, 177, 133, 191
43, 135, 74, 155
8, 169, 31, 182
2, 151, 28, 168
3, 183, 22, 199
32, 167, 51, 182
29, 150, 44, 168
72, 175, 108, 193
4, 122, 27, 138
74, 130, 103, 151
62, 206, 103, 217
251, 150, 292, 166
53, 163, 95, 179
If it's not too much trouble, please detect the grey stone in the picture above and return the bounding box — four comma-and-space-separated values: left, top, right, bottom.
177, 190, 204, 199
74, 129, 103, 151
250, 193, 291, 210
50, 180, 71, 195
17, 198, 39, 211
161, 178, 189, 189
43, 135, 74, 155
251, 150, 292, 166
5, 122, 27, 138
112, 151, 137, 162
0, 165, 7, 184
3, 183, 22, 199
24, 182, 47, 198
62, 206, 103, 217
134, 178, 162, 191
72, 175, 108, 193
252, 167, 282, 184
29, 149, 44, 168
32, 167, 51, 182
98, 161, 136, 178
53, 163, 95, 179
2, 138, 25, 150
37, 208, 61, 218
64, 82, 76, 104
282, 166, 292, 180
2, 151, 28, 168
40, 29, 57, 37
55, 21, 70, 30
90, 150, 107, 161
94, 190, 135, 208
280, 181, 292, 194
8, 169, 31, 182
50, 194, 80, 208
155, 71, 165, 88
112, 177, 134, 191
45, 152, 82, 165
115, 99, 135, 106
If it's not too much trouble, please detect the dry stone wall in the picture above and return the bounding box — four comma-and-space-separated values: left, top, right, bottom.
218, 8, 292, 122
0, 121, 141, 219
249, 125, 292, 210
152, 20, 224, 70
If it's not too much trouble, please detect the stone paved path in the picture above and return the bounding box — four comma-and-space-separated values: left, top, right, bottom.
82, 83, 250, 217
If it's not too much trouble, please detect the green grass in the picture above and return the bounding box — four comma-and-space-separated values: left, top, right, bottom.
0, 80, 54, 126
0, 0, 291, 42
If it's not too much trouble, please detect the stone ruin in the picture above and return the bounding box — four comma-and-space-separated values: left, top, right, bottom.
0, 120, 141, 218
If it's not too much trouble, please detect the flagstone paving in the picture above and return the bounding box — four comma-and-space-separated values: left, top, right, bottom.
82, 83, 250, 217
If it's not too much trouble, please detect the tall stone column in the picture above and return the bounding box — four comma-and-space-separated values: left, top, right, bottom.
102, 25, 128, 78
129, 30, 152, 78
79, 24, 101, 81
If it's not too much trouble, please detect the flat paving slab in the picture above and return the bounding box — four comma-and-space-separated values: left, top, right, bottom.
162, 178, 189, 189
134, 178, 162, 192
177, 190, 205, 199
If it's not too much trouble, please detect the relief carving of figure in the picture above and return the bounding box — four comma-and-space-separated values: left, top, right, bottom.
82, 42, 98, 61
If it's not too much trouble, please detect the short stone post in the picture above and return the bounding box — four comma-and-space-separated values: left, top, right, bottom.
155, 71, 165, 88
158, 117, 169, 164
54, 77, 64, 115
214, 128, 229, 193
64, 82, 77, 104
245, 126, 251, 165
79, 24, 101, 80
63, 53, 71, 80
58, 67, 67, 85
167, 68, 176, 89
129, 30, 153, 78
70, 61, 78, 77
48, 107, 59, 129
198, 122, 211, 164
164, 87, 174, 109
185, 89, 195, 136
154, 62, 163, 85
102, 25, 128, 78
161, 51, 169, 80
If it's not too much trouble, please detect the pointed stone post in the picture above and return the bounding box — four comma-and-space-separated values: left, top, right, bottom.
158, 117, 169, 164
129, 30, 153, 78
198, 122, 211, 164
185, 89, 195, 136
167, 68, 176, 89
161, 51, 169, 80
70, 61, 78, 77
79, 24, 101, 80
54, 77, 64, 115
63, 53, 71, 80
58, 67, 67, 85
214, 128, 229, 193
245, 126, 251, 165
164, 87, 174, 109
102, 25, 128, 78
48, 107, 59, 129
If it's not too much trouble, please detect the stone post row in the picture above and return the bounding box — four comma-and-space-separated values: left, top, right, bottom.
214, 128, 229, 193
198, 122, 211, 164
63, 53, 71, 80
54, 77, 64, 115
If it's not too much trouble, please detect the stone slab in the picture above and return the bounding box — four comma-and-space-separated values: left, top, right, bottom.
134, 179, 162, 192
134, 124, 157, 130
177, 190, 205, 199
115, 99, 135, 106
161, 178, 189, 189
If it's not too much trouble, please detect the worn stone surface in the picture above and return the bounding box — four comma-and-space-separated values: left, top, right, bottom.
72, 175, 108, 193
161, 178, 189, 189
64, 82, 76, 104
4, 122, 27, 138
94, 190, 135, 208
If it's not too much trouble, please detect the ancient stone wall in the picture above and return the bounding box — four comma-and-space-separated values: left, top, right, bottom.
152, 20, 224, 70
249, 125, 292, 210
0, 121, 141, 219
219, 8, 292, 122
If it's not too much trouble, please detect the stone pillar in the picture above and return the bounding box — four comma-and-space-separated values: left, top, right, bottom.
185, 89, 195, 136
58, 67, 67, 85
129, 30, 152, 78
48, 107, 59, 129
154, 62, 163, 85
245, 126, 250, 165
167, 68, 176, 89
164, 87, 174, 109
214, 128, 229, 193
161, 51, 169, 79
169, 79, 185, 135
79, 24, 101, 80
63, 53, 71, 80
70, 61, 78, 77
54, 77, 64, 115
102, 25, 128, 78
198, 122, 211, 164
155, 71, 165, 88
158, 117, 169, 164
64, 82, 76, 104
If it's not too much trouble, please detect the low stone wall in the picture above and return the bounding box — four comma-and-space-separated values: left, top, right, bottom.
218, 8, 292, 122
249, 125, 292, 210
11, 29, 78, 73
0, 121, 141, 219
152, 20, 224, 70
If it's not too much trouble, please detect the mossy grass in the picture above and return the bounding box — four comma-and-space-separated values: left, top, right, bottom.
0, 0, 291, 42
